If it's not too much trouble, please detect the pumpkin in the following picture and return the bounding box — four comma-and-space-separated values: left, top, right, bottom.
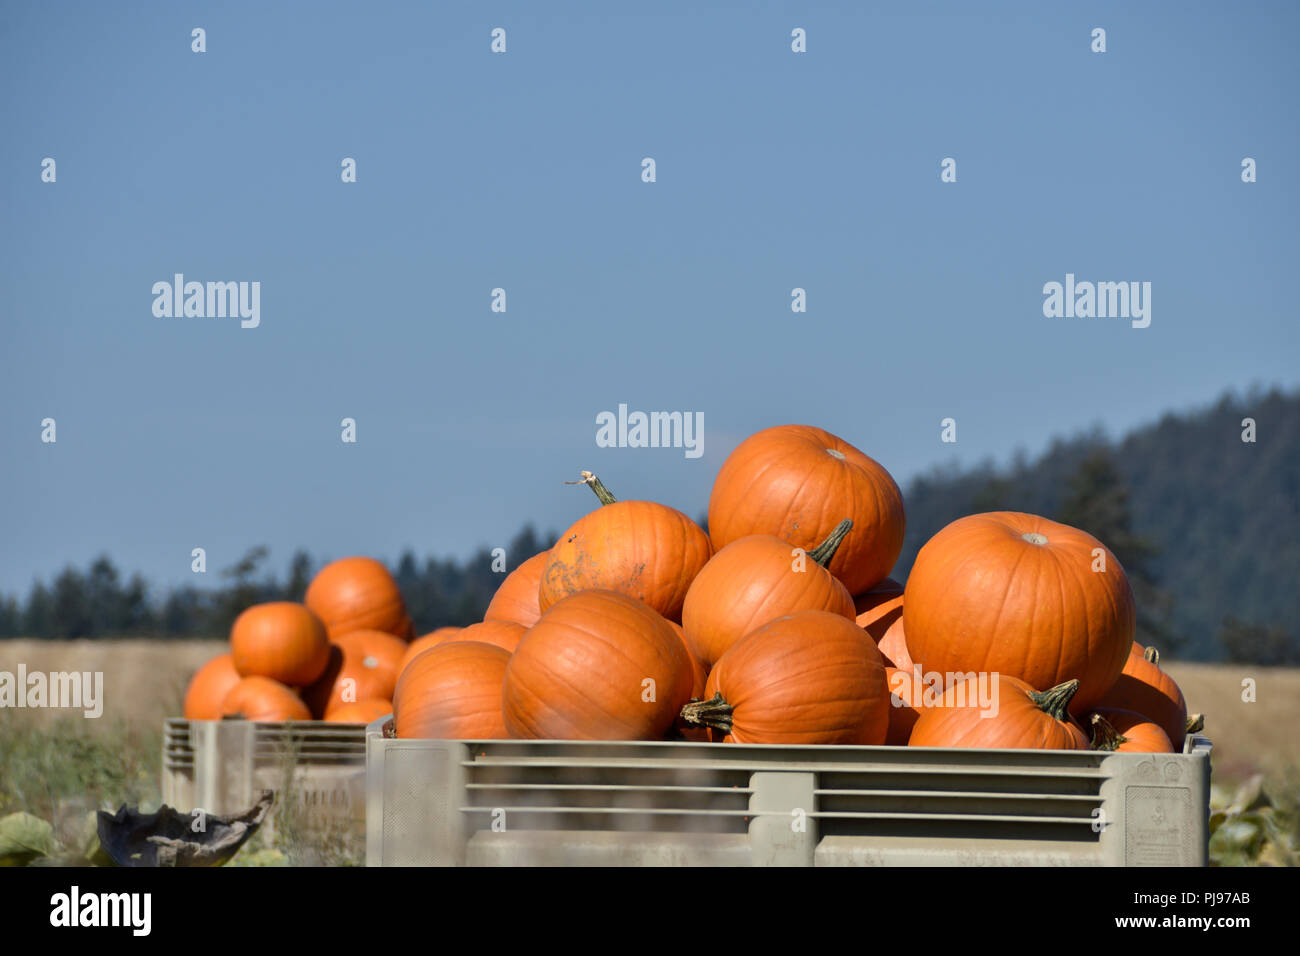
484, 550, 550, 627
856, 593, 904, 642
220, 676, 311, 722
908, 676, 1089, 750
503, 589, 694, 740
1088, 709, 1173, 753
394, 642, 512, 739
302, 629, 407, 718
884, 666, 923, 745
903, 512, 1134, 714
229, 602, 331, 687
305, 556, 414, 640
669, 620, 711, 742
706, 425, 905, 595
538, 472, 712, 622
399, 627, 462, 672
877, 616, 913, 670
853, 577, 903, 617
183, 654, 243, 720
678, 610, 889, 745
680, 520, 856, 670
1093, 644, 1187, 746
325, 698, 393, 724
434, 619, 527, 655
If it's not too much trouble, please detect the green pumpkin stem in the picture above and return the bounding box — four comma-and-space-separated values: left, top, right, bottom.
678, 692, 734, 734
1185, 713, 1205, 735
807, 519, 853, 567
1143, 645, 1160, 666
568, 470, 617, 505
1089, 713, 1127, 751
1028, 679, 1079, 721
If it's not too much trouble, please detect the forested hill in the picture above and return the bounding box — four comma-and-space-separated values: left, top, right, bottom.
894, 386, 1299, 662
2, 387, 1296, 663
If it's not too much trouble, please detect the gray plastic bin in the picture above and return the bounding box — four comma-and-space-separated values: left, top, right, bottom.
365, 718, 1211, 866
161, 718, 368, 840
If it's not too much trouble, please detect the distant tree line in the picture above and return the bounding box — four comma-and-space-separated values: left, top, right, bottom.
0, 525, 555, 642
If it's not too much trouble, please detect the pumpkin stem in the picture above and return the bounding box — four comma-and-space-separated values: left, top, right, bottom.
1143, 645, 1160, 666
1089, 713, 1127, 751
808, 519, 853, 567
1027, 679, 1079, 721
1185, 713, 1204, 735
678, 692, 734, 734
566, 470, 617, 505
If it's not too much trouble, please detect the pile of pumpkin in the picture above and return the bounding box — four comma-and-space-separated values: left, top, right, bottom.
183, 424, 1197, 753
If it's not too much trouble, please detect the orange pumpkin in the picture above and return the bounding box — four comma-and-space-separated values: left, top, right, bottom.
1093, 644, 1187, 746
229, 602, 331, 686
305, 556, 414, 640
877, 616, 913, 670
538, 472, 712, 622
394, 641, 512, 739
853, 577, 903, 617
679, 610, 890, 745
220, 676, 311, 722
183, 654, 243, 720
669, 619, 710, 742
707, 425, 906, 595
302, 629, 407, 718
1088, 708, 1173, 753
904, 512, 1134, 714
856, 593, 904, 642
325, 698, 393, 724
908, 676, 1089, 750
435, 619, 527, 655
484, 550, 550, 627
503, 589, 694, 740
399, 627, 462, 672
680, 520, 856, 670
884, 666, 923, 745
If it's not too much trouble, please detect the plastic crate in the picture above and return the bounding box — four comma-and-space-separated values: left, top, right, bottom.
365, 718, 1212, 866
161, 718, 368, 841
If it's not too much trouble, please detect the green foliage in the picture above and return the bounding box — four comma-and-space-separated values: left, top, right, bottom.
1209, 775, 1299, 867
0, 811, 56, 866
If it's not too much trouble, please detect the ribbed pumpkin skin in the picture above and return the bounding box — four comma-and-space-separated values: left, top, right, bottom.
908, 675, 1089, 750
853, 578, 903, 617
393, 642, 511, 739
230, 602, 331, 687
484, 551, 550, 627
1093, 643, 1187, 745
325, 698, 393, 724
680, 534, 855, 670
700, 610, 890, 745
399, 627, 462, 673
1090, 707, 1174, 753
539, 503, 711, 622
503, 590, 694, 740
436, 620, 527, 655
884, 666, 923, 745
707, 426, 905, 596
220, 677, 311, 722
877, 616, 913, 670
904, 512, 1134, 714
305, 556, 414, 640
301, 630, 407, 718
183, 654, 243, 720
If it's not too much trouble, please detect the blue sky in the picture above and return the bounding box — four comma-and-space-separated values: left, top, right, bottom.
2, 1, 1297, 596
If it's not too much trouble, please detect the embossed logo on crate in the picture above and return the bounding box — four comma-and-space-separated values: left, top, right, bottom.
1125, 786, 1194, 866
